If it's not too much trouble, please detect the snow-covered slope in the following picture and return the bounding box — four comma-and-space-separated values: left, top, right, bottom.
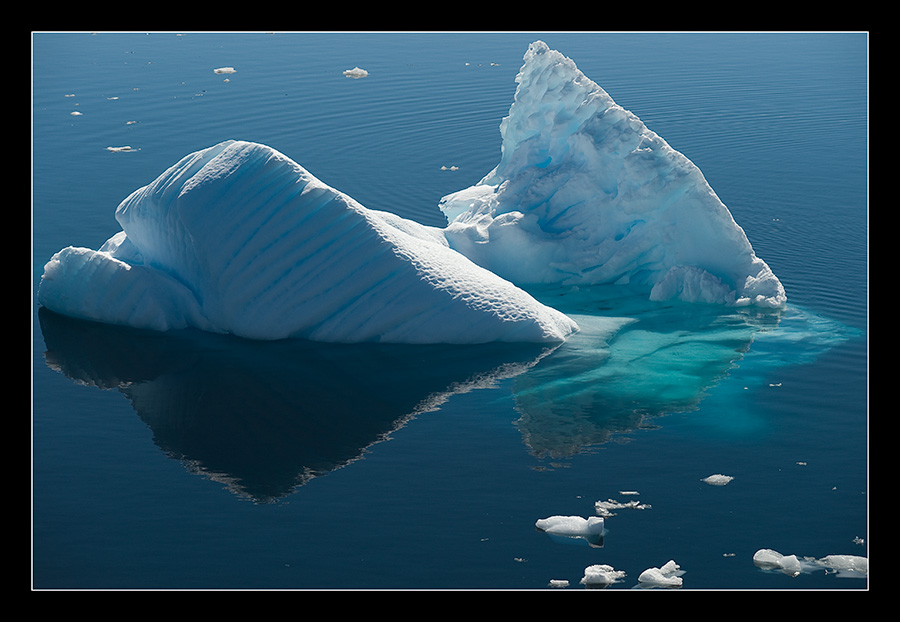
38, 140, 577, 343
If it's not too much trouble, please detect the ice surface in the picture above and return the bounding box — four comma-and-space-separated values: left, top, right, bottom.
38, 140, 577, 344
535, 515, 604, 536
343, 66, 368, 79
440, 41, 786, 308
38, 42, 802, 345
594, 497, 651, 517
701, 474, 734, 486
753, 549, 868, 578
637, 560, 685, 587
580, 564, 626, 586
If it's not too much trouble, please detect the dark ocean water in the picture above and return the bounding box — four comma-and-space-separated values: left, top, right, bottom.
31, 32, 868, 590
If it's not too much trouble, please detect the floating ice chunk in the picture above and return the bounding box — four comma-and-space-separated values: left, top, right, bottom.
440, 41, 786, 308
106, 146, 138, 153
752, 549, 815, 577
548, 579, 569, 588
594, 498, 651, 517
38, 140, 578, 344
753, 549, 868, 578
701, 474, 734, 486
213, 66, 236, 74
580, 564, 626, 586
638, 560, 685, 587
343, 66, 368, 79
535, 515, 604, 536
817, 554, 868, 578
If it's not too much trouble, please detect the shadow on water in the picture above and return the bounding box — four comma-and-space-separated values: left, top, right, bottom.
38, 307, 555, 503
38, 284, 857, 499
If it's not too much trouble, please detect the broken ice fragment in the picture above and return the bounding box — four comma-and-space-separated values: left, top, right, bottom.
638, 560, 684, 587
343, 66, 368, 79
701, 474, 734, 486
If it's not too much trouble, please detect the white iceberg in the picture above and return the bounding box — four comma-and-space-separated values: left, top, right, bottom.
753, 549, 868, 578
817, 554, 868, 578
580, 564, 626, 586
38, 140, 577, 344
39, 41, 790, 344
535, 515, 604, 537
594, 497, 651, 517
637, 560, 685, 587
343, 66, 368, 79
440, 41, 786, 308
701, 474, 734, 486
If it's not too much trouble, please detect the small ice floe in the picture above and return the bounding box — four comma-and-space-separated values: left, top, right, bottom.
440, 165, 459, 171
580, 564, 626, 587
701, 474, 734, 486
548, 579, 569, 588
752, 549, 868, 579
752, 549, 816, 577
106, 146, 139, 153
637, 560, 684, 587
343, 66, 368, 79
818, 554, 869, 578
213, 67, 236, 74
536, 515, 604, 547
535, 515, 604, 537
594, 497, 651, 517
70, 111, 82, 116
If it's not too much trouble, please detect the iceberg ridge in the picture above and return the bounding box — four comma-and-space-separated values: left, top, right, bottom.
440, 41, 786, 308
38, 140, 577, 344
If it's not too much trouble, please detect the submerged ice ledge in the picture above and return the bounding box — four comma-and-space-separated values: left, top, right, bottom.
38, 41, 785, 344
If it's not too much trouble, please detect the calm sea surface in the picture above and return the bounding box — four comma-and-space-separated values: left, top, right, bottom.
31, 32, 868, 590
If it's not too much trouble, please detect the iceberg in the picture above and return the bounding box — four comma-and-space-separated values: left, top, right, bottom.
535, 515, 605, 537
637, 560, 685, 587
440, 41, 786, 308
753, 549, 868, 579
701, 474, 735, 486
535, 514, 606, 548
38, 41, 789, 345
342, 66, 368, 79
580, 564, 626, 587
38, 140, 577, 344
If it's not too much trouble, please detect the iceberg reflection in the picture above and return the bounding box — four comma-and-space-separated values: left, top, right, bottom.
38, 307, 554, 502
39, 282, 857, 497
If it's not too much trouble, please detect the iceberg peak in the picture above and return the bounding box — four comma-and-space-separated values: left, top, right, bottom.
38, 140, 577, 344
440, 41, 786, 308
